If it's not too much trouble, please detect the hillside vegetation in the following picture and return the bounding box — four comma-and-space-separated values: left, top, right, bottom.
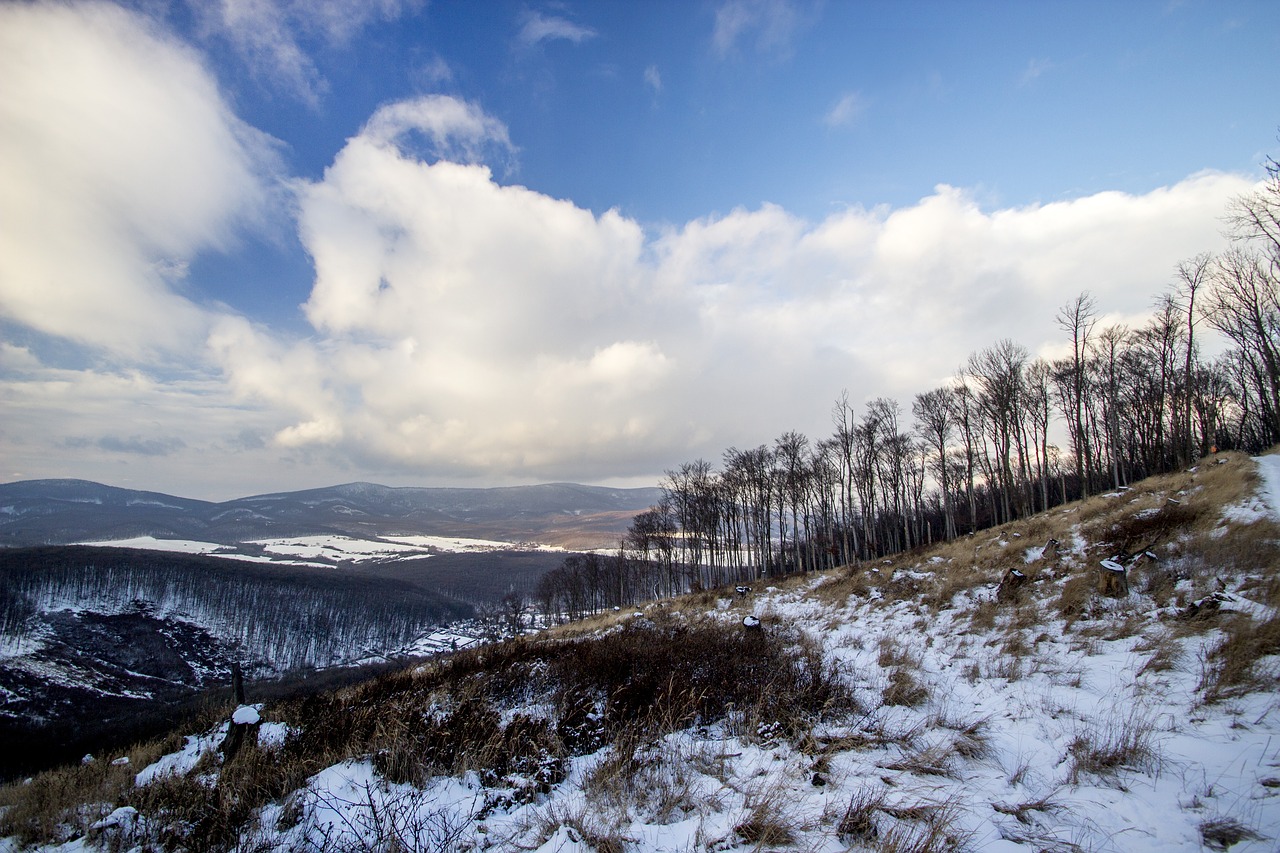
2, 451, 1279, 852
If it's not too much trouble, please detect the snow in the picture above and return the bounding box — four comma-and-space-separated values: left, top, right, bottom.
14, 455, 1280, 853
1255, 453, 1280, 520
232, 705, 261, 725
81, 532, 562, 568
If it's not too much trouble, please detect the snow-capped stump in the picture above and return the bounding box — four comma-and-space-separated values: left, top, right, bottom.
91, 805, 138, 832
1097, 558, 1129, 597
996, 567, 1028, 603
1043, 537, 1060, 560
232, 705, 261, 726
743, 615, 761, 629
219, 663, 261, 761
735, 585, 752, 596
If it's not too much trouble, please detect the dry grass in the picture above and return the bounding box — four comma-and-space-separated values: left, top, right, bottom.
874, 799, 969, 853
734, 785, 800, 848
0, 735, 179, 847
1066, 711, 1161, 784
1199, 815, 1265, 850
991, 792, 1061, 825
581, 737, 708, 826
1199, 612, 1280, 702
1135, 628, 1183, 676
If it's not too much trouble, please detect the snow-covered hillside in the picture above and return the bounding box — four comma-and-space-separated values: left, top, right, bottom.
3, 453, 1279, 852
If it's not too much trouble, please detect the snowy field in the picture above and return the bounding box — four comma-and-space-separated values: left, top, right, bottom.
7, 456, 1279, 852
85, 533, 562, 568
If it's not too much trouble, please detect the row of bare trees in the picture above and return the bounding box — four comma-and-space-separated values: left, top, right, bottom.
532, 155, 1280, 620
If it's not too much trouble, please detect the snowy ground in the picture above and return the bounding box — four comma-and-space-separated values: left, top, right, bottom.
8, 457, 1280, 852
85, 533, 561, 568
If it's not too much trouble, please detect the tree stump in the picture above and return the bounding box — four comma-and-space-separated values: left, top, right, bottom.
1097, 559, 1129, 597
996, 568, 1028, 603
1043, 538, 1060, 560
219, 662, 259, 761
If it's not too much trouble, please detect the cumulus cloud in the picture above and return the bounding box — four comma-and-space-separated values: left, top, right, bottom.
0, 1, 278, 358
201, 94, 1253, 485
517, 10, 597, 47
360, 95, 515, 166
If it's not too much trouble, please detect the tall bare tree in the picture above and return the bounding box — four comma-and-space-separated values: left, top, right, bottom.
1056, 292, 1099, 496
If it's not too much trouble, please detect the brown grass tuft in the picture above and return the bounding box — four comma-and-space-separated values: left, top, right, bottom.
1199, 613, 1280, 702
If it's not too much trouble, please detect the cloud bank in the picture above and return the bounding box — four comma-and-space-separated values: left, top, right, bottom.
211, 95, 1251, 485
0, 4, 1257, 495
0, 1, 277, 359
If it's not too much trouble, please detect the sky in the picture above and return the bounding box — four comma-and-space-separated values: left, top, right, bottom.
1, 0, 1278, 501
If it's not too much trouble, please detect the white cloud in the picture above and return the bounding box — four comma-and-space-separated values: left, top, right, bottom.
360, 95, 515, 166
517, 11, 597, 47
823, 91, 866, 128
202, 93, 1253, 484
1020, 57, 1054, 87
192, 0, 414, 105
0, 1, 278, 359
712, 0, 806, 59
644, 64, 663, 95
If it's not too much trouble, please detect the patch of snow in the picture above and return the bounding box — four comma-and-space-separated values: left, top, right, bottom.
232, 705, 261, 725
1222, 498, 1268, 525
135, 727, 227, 786
1255, 454, 1280, 519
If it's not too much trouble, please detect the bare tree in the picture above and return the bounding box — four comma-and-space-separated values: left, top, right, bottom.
1174, 253, 1213, 462
913, 386, 958, 541
1056, 292, 1098, 495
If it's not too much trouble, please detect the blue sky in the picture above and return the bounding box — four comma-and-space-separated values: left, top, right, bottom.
1, 0, 1277, 499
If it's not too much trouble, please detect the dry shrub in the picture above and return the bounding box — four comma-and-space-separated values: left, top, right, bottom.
735, 787, 797, 847
1093, 502, 1202, 555
1193, 519, 1280, 576
930, 563, 991, 611
123, 740, 310, 852
881, 742, 956, 778
1199, 613, 1280, 702
1055, 573, 1094, 621
931, 713, 990, 760
1066, 711, 1161, 784
816, 563, 879, 603
877, 637, 921, 669
882, 667, 929, 708
966, 599, 998, 633
836, 785, 886, 844
549, 618, 852, 741
526, 804, 631, 853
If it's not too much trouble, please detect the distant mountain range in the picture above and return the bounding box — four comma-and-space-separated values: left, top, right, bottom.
0, 479, 664, 550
